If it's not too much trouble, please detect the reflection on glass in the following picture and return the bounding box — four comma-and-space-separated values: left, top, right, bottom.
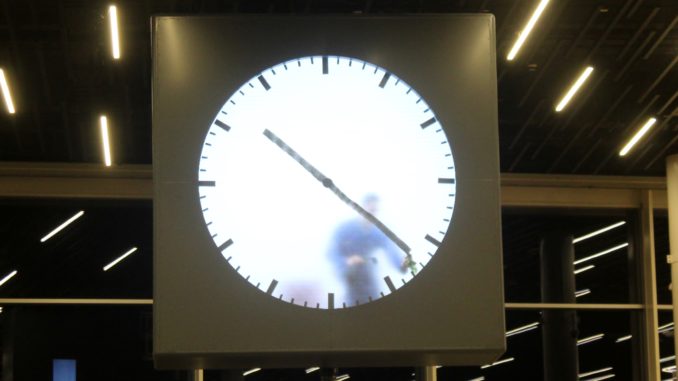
328, 194, 409, 306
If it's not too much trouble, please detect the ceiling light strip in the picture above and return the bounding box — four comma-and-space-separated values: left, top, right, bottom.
555, 66, 594, 112
109, 5, 121, 59
103, 247, 138, 271
660, 355, 676, 363
573, 221, 626, 243
581, 374, 615, 381
0, 68, 15, 114
507, 0, 550, 61
579, 367, 613, 378
336, 374, 350, 381
40, 210, 85, 242
305, 367, 320, 374
574, 265, 595, 275
466, 377, 485, 381
574, 243, 629, 265
0, 270, 18, 287
619, 117, 658, 156
100, 116, 112, 166
577, 333, 604, 346
575, 289, 591, 298
506, 322, 539, 337
615, 334, 632, 343
242, 368, 260, 376
481, 357, 515, 369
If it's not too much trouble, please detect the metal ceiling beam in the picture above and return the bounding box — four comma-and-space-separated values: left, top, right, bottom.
0, 162, 669, 208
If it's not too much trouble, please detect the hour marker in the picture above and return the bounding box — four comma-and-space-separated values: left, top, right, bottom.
248, 83, 254, 88
322, 56, 328, 74
420, 117, 436, 129
328, 293, 335, 309
257, 75, 271, 90
202, 208, 209, 212
438, 178, 455, 184
206, 221, 212, 225
200, 196, 206, 199
238, 90, 244, 95
209, 132, 216, 136
271, 69, 276, 75
198, 180, 215, 187
425, 234, 442, 247
201, 156, 208, 159
266, 279, 278, 295
210, 233, 217, 237
416, 98, 422, 104
384, 276, 396, 292
218, 239, 233, 252
214, 119, 231, 131
378, 72, 391, 88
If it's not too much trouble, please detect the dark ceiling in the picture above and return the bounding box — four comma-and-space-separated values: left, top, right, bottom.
0, 0, 676, 175
0, 0, 676, 380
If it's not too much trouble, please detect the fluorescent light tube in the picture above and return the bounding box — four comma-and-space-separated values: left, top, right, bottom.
507, 0, 550, 61
574, 265, 595, 275
0, 68, 15, 114
574, 243, 628, 265
100, 116, 112, 166
573, 221, 626, 243
481, 357, 514, 369
0, 270, 17, 287
109, 5, 120, 59
103, 247, 138, 271
615, 334, 632, 343
555, 66, 594, 112
582, 374, 615, 381
660, 355, 676, 363
619, 117, 657, 156
466, 377, 485, 381
305, 367, 320, 374
506, 322, 539, 337
575, 289, 591, 298
40, 211, 85, 242
242, 368, 260, 376
580, 367, 613, 378
336, 375, 350, 381
577, 333, 604, 346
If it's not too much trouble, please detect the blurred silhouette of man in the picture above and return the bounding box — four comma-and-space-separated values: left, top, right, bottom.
328, 194, 409, 306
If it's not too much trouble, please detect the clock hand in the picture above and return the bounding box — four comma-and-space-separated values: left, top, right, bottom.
262, 129, 415, 263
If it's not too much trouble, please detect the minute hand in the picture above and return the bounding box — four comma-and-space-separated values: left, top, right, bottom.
262, 129, 412, 256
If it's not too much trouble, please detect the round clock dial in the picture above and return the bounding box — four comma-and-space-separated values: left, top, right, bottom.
198, 56, 456, 309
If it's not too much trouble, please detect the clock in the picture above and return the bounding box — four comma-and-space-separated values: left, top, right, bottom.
197, 55, 456, 309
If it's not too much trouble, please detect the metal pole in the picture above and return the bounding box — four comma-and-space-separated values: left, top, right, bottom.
666, 155, 678, 373
540, 232, 578, 381
415, 366, 437, 381
639, 190, 660, 379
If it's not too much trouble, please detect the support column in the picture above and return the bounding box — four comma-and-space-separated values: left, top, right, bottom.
639, 190, 660, 380
666, 155, 678, 372
415, 366, 437, 381
540, 232, 578, 381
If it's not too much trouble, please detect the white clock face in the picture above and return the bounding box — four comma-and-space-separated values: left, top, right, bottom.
198, 56, 456, 309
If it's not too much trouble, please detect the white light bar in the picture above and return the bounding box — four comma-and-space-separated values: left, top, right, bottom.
100, 116, 112, 166
615, 334, 632, 343
0, 307, 3, 314
305, 367, 320, 374
507, 0, 550, 61
661, 365, 676, 374
336, 374, 350, 381
575, 289, 591, 298
658, 322, 674, 333
40, 210, 85, 242
582, 374, 615, 381
466, 377, 485, 381
242, 368, 260, 376
555, 66, 594, 112
0, 270, 17, 287
578, 333, 604, 346
0, 68, 15, 114
103, 247, 138, 271
481, 357, 514, 369
109, 5, 121, 59
506, 322, 539, 337
660, 355, 676, 363
620, 117, 657, 156
574, 265, 595, 275
574, 221, 626, 244
574, 243, 629, 265
580, 367, 613, 378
